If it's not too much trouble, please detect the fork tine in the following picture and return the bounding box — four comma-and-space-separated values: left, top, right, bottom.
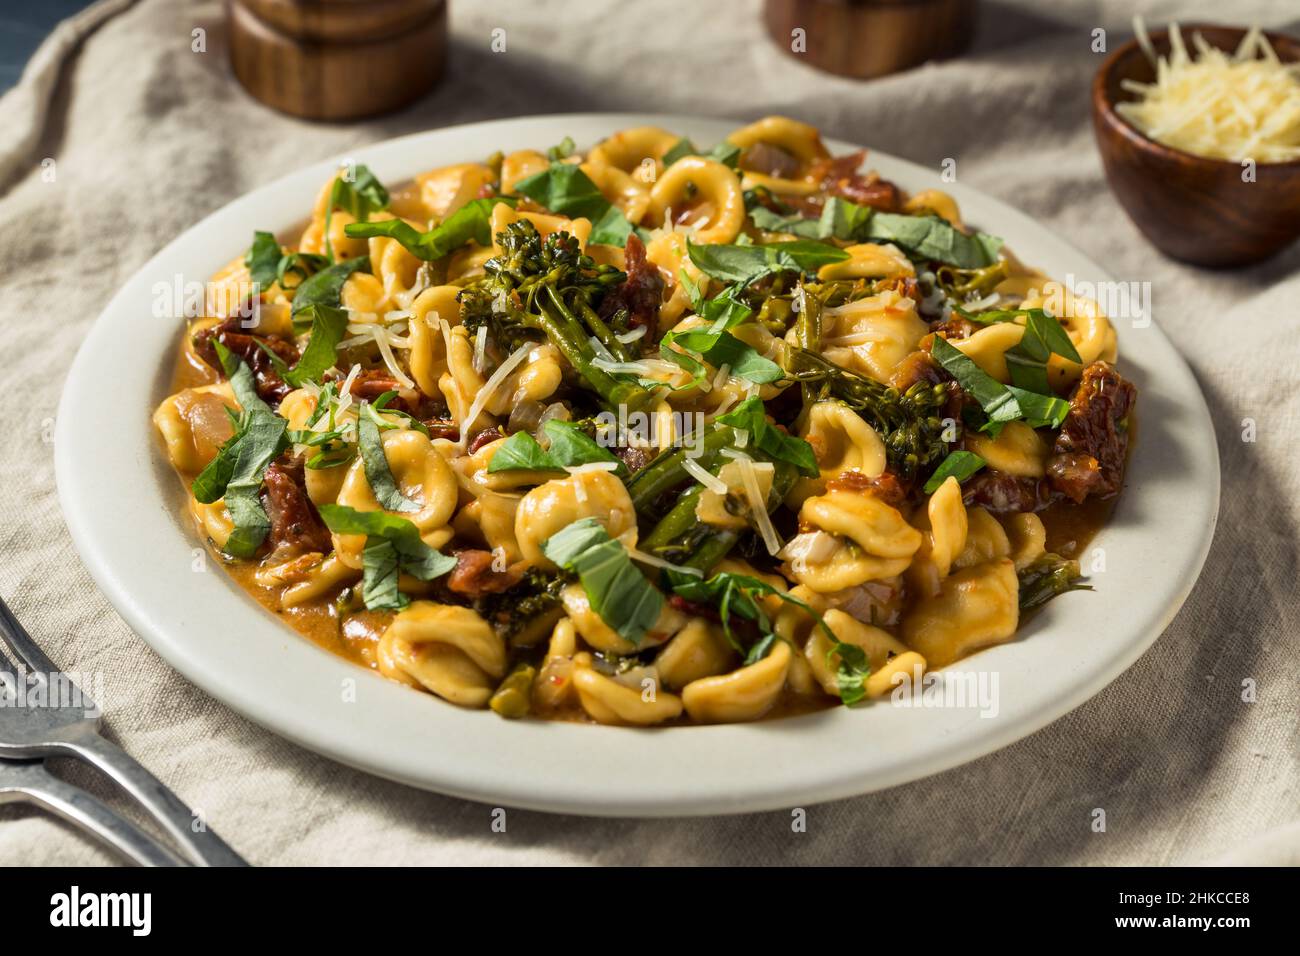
0, 595, 59, 678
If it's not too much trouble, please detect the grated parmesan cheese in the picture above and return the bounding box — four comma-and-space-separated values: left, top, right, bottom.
735, 456, 782, 556
682, 457, 728, 494
1117, 19, 1300, 163
626, 546, 703, 577
457, 342, 533, 447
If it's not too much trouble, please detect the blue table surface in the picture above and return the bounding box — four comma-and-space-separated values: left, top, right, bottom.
1, 1, 98, 92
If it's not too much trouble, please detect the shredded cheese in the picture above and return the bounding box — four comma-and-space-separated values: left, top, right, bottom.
1117, 19, 1300, 162
626, 546, 703, 577
735, 456, 782, 556
682, 457, 728, 494
458, 342, 533, 447
615, 326, 648, 344
473, 325, 489, 374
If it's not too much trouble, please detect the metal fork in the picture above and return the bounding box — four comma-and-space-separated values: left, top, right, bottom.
0, 596, 246, 866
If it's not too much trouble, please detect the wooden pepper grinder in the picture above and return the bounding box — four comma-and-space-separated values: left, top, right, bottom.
228, 0, 448, 121
764, 0, 978, 79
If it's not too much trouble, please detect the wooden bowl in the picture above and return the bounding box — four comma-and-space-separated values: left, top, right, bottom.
1092, 24, 1300, 268
228, 0, 447, 121
763, 0, 978, 80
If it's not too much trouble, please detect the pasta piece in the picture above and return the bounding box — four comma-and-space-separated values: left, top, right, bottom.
153, 382, 238, 473
804, 609, 921, 700
681, 641, 792, 723
901, 559, 1020, 667
280, 555, 361, 608
954, 507, 1012, 570
645, 157, 746, 244
787, 401, 887, 507
407, 285, 462, 396
188, 496, 234, 550
332, 429, 458, 569
490, 203, 592, 253
586, 126, 679, 177
379, 602, 506, 708
1003, 512, 1048, 571
415, 162, 495, 220
813, 288, 928, 385
572, 654, 684, 726
654, 618, 737, 690
903, 189, 964, 228
559, 583, 683, 655
514, 470, 638, 569
964, 421, 1049, 478
533, 617, 579, 714
817, 243, 915, 281
500, 150, 550, 195
788, 488, 923, 592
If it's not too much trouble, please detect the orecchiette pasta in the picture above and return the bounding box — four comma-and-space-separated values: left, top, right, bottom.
155, 117, 1132, 725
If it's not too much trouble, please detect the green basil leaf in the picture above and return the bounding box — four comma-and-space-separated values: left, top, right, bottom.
546, 135, 576, 161
244, 231, 282, 290
487, 420, 623, 475
324, 164, 389, 261
923, 450, 986, 494
359, 538, 407, 610
1006, 386, 1071, 429
291, 256, 369, 331
750, 196, 874, 243
218, 408, 289, 558
686, 238, 848, 287
864, 212, 1002, 268
662, 137, 695, 167
357, 404, 419, 513
512, 162, 638, 246
540, 420, 623, 473
661, 328, 783, 384
829, 641, 870, 706
930, 335, 1022, 424
715, 396, 819, 476
318, 504, 457, 610
344, 197, 517, 261
707, 141, 742, 169
486, 431, 556, 473
541, 517, 663, 645
282, 304, 349, 387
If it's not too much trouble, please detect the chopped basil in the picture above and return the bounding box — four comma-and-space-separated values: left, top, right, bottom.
686, 238, 848, 288
750, 197, 1002, 269
344, 197, 516, 261
323, 164, 389, 261
317, 504, 456, 611
930, 335, 1022, 425
489, 420, 623, 475
1006, 386, 1071, 429
829, 641, 870, 706
512, 162, 639, 246
370, 390, 430, 436
750, 196, 873, 242
191, 343, 288, 558
267, 304, 349, 387
659, 327, 783, 385
865, 212, 1002, 269
291, 256, 369, 331
661, 138, 742, 169
546, 135, 576, 161
244, 231, 282, 290
1003, 311, 1083, 394
541, 517, 663, 646
715, 396, 819, 477
357, 404, 418, 513
923, 450, 986, 494
667, 569, 838, 668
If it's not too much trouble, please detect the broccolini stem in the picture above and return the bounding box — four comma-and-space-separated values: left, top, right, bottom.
573, 298, 633, 363
528, 291, 657, 414
627, 425, 735, 512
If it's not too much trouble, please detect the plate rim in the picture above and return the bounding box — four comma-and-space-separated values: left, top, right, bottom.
54, 112, 1221, 817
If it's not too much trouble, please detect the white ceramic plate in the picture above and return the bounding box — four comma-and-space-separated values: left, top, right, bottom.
56, 114, 1219, 816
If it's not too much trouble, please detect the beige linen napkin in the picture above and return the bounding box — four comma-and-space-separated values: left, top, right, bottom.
0, 0, 1295, 865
